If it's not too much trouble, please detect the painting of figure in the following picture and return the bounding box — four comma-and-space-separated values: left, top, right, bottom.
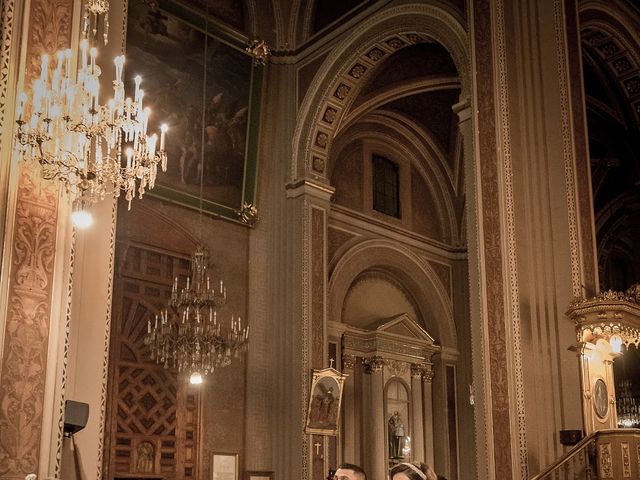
125, 0, 261, 216
305, 368, 347, 436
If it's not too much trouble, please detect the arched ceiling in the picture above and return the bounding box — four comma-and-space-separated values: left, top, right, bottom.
579, 0, 640, 289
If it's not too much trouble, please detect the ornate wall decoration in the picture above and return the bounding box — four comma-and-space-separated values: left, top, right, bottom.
472, 0, 514, 477
311, 207, 326, 368
0, 0, 15, 140
0, 166, 59, 477
494, 0, 528, 474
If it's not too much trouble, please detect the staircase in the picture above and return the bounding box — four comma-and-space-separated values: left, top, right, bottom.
531, 429, 640, 479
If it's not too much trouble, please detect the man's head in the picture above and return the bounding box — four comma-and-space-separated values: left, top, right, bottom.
333, 463, 366, 480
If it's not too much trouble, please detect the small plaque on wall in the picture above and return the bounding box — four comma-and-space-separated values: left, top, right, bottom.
212, 453, 238, 480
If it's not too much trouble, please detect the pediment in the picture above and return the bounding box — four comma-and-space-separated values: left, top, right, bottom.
367, 313, 436, 345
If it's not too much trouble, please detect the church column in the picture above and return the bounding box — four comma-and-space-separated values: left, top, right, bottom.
410, 364, 425, 463
0, 1, 76, 479
364, 356, 385, 480
285, 178, 334, 480
342, 354, 357, 463
422, 366, 435, 467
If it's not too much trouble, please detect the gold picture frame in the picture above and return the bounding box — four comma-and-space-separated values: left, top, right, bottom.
211, 452, 238, 480
304, 367, 348, 436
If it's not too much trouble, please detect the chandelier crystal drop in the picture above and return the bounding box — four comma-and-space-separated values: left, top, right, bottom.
14, 41, 168, 208
144, 246, 249, 380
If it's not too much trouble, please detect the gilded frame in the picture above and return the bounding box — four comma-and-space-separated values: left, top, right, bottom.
304, 367, 348, 436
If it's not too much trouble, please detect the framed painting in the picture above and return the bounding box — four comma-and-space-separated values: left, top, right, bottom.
305, 367, 348, 436
212, 452, 238, 480
125, 0, 264, 225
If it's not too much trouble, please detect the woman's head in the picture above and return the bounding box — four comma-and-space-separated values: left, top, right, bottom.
389, 462, 437, 480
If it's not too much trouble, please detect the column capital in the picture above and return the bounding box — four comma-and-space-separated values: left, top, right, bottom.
342, 353, 357, 370
421, 364, 435, 383
411, 363, 425, 378
363, 355, 385, 374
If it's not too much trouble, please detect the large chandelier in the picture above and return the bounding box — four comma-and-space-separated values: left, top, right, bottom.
144, 246, 249, 384
14, 40, 168, 209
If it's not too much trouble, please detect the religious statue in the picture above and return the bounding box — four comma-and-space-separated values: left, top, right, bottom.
388, 411, 406, 458
136, 441, 155, 473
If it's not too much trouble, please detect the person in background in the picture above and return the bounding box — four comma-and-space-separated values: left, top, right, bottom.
390, 461, 443, 480
333, 462, 367, 480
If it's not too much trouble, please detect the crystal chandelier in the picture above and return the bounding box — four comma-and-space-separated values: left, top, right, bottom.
616, 379, 640, 428
144, 246, 249, 383
14, 40, 168, 209
83, 0, 110, 45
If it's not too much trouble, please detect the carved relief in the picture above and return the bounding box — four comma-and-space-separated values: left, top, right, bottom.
315, 131, 328, 149
386, 360, 409, 377
322, 106, 338, 124
598, 443, 612, 479
312, 156, 325, 174
348, 64, 367, 79
621, 443, 631, 477
333, 83, 351, 100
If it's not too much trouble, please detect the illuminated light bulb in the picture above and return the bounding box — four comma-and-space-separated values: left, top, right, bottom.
609, 334, 623, 354
189, 372, 203, 385
72, 209, 93, 229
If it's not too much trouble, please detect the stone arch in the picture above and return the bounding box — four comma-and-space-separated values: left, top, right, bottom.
328, 238, 457, 350
291, 2, 469, 180
580, 2, 640, 128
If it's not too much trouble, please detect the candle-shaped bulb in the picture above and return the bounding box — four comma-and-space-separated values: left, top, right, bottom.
40, 54, 49, 82
16, 92, 27, 120
160, 123, 168, 150
126, 147, 133, 169
134, 75, 142, 101
80, 40, 88, 70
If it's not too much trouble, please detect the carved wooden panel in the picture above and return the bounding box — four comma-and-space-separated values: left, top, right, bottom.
105, 243, 200, 480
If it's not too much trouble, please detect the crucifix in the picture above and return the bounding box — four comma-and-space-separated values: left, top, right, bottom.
329, 358, 335, 368
314, 441, 322, 456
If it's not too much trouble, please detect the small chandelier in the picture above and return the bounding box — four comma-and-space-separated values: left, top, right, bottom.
83, 0, 110, 45
14, 40, 168, 208
144, 246, 249, 383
